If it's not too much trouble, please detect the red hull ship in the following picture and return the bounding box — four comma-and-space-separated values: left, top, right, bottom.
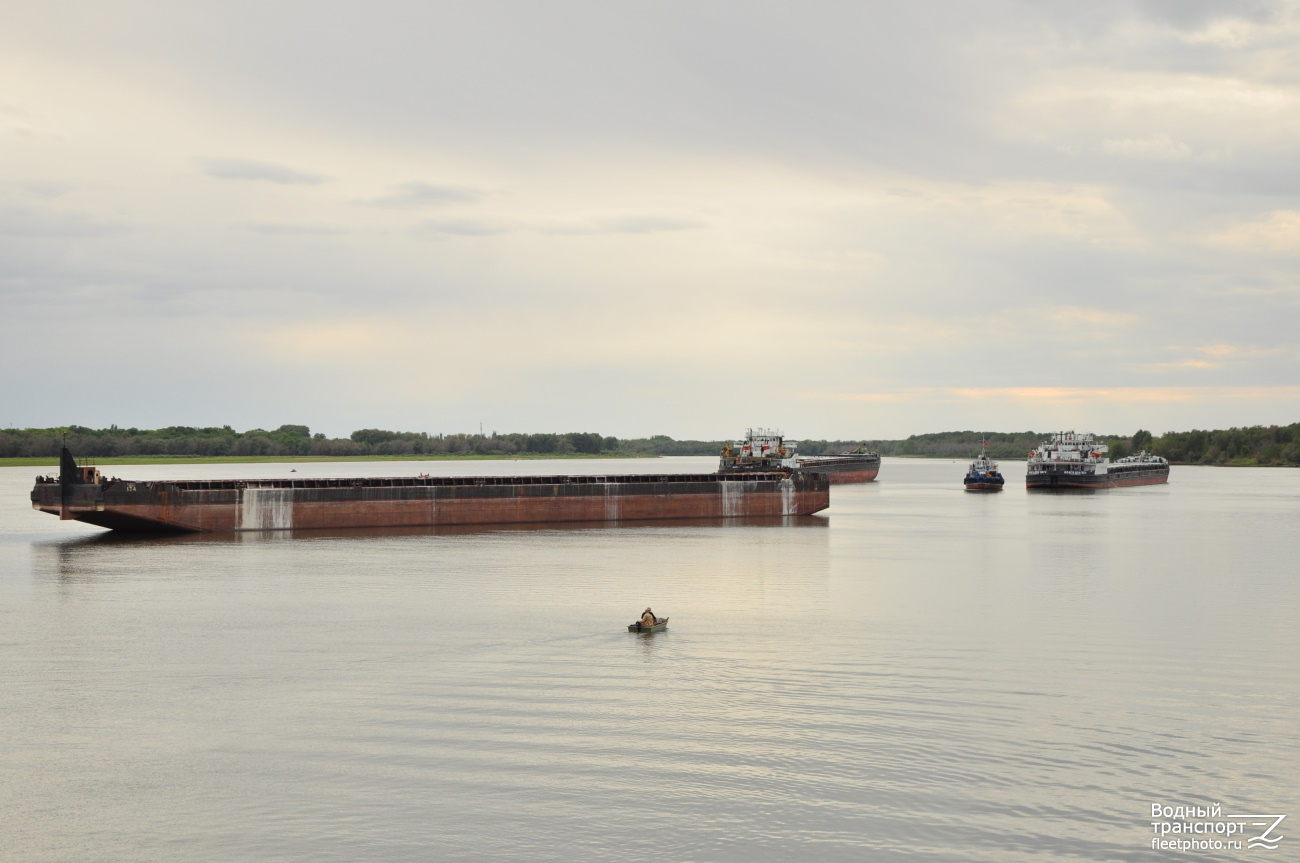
794, 452, 880, 484
32, 449, 829, 533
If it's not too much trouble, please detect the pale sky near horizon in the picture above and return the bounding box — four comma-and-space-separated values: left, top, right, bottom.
3, 1, 1298, 440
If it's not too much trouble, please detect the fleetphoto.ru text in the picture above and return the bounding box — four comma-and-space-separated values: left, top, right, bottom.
1150, 803, 1285, 853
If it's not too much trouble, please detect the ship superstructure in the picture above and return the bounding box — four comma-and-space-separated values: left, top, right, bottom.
718, 428, 798, 473
718, 430, 881, 483
1026, 431, 1169, 490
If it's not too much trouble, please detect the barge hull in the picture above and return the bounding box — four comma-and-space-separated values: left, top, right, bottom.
1026, 467, 1169, 490
33, 470, 829, 533
795, 455, 881, 484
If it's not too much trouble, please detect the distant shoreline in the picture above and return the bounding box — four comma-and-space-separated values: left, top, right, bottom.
7, 424, 1297, 467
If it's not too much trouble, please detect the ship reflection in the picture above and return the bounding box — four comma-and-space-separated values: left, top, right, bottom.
37, 514, 833, 622
47, 514, 829, 550
1026, 487, 1103, 495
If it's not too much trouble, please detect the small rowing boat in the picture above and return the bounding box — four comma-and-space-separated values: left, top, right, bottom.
628, 617, 669, 633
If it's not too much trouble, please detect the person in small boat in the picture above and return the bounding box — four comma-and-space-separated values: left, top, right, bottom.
640, 607, 658, 628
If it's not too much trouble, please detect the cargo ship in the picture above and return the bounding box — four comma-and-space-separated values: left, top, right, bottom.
1026, 431, 1169, 489
718, 429, 880, 484
32, 448, 829, 533
795, 445, 881, 484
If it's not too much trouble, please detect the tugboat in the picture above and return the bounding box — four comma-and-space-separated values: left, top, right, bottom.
1026, 431, 1169, 489
963, 442, 1004, 492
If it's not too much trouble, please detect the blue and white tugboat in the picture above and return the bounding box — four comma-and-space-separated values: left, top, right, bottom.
963, 442, 1004, 492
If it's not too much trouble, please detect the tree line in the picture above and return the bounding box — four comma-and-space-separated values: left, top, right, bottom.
0, 425, 616, 458
1, 423, 1296, 465
857, 425, 1300, 466
1152, 423, 1299, 466
0, 425, 868, 459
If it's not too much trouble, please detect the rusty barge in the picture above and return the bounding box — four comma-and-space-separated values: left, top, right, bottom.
32, 449, 829, 533
794, 451, 881, 484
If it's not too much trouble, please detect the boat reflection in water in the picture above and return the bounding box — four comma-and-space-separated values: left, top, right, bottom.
44, 513, 828, 547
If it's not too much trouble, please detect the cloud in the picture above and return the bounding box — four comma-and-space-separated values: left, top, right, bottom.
1179, 14, 1298, 48
2, 103, 62, 140
1197, 343, 1240, 358
405, 211, 705, 238
599, 216, 707, 234
198, 157, 329, 185
0, 205, 128, 238
1145, 342, 1294, 371
1003, 72, 1297, 176
1207, 210, 1300, 252
1100, 135, 1196, 161
537, 215, 707, 235
234, 221, 347, 236
824, 386, 1300, 404
356, 181, 484, 207
17, 180, 71, 200
249, 318, 392, 359
411, 218, 509, 237
1149, 359, 1219, 371
1043, 307, 1138, 328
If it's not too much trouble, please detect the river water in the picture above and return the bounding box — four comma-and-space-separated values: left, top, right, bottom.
2, 457, 1297, 862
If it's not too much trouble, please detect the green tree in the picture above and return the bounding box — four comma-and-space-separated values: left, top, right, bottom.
566, 432, 603, 454
350, 429, 398, 446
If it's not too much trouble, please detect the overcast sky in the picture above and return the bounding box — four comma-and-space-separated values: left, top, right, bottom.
3, 1, 1298, 440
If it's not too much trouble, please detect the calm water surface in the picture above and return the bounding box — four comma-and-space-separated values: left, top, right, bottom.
2, 457, 1297, 861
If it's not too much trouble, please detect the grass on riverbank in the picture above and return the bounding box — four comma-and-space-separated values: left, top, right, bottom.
0, 453, 662, 468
